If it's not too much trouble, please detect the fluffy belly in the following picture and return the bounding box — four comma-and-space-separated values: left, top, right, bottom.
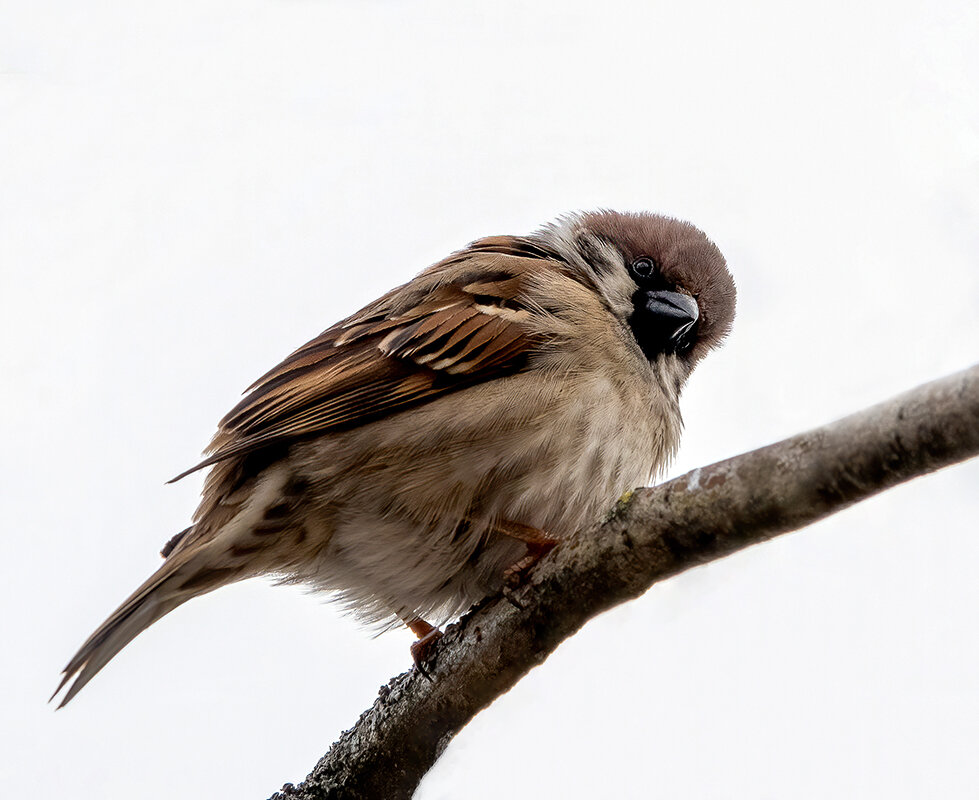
279, 368, 677, 627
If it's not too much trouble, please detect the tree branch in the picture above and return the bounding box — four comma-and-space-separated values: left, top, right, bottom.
270, 364, 979, 800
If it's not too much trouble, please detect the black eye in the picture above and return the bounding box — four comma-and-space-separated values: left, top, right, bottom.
630, 257, 657, 283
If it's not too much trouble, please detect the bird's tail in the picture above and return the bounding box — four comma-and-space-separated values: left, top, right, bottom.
52, 545, 242, 708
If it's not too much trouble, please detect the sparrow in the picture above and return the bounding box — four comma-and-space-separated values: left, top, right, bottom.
53, 210, 736, 706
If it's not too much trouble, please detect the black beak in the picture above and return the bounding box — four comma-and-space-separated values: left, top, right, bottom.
643, 290, 699, 343
629, 289, 700, 360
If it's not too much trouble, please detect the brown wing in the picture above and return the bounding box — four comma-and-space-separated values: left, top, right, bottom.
170, 243, 554, 481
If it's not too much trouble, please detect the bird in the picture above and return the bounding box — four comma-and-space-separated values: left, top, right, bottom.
53, 209, 736, 707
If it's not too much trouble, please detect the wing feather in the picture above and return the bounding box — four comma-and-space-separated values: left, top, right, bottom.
170, 245, 554, 482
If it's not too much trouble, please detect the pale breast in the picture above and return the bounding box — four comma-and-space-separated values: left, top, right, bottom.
282, 352, 681, 627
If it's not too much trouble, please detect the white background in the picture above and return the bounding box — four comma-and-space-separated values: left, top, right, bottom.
2, 1, 977, 797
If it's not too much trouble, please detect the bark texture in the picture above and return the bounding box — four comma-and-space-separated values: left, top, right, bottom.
270, 364, 979, 800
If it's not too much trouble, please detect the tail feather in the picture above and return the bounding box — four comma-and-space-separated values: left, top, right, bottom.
52, 551, 236, 708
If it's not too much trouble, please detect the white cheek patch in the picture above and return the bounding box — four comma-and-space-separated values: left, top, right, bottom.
534, 217, 635, 321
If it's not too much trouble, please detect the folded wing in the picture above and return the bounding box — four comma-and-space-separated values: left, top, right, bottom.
171, 243, 556, 481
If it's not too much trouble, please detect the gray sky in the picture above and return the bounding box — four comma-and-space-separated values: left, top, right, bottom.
2, 1, 977, 797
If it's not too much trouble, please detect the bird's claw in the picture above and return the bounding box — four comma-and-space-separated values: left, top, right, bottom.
409, 624, 442, 681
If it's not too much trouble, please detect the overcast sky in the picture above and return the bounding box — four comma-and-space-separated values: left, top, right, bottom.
2, 1, 977, 797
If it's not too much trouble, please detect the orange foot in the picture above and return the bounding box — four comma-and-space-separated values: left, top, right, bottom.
496, 520, 559, 588
407, 618, 443, 680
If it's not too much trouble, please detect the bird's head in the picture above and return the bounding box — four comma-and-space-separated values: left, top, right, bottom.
535, 210, 736, 374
